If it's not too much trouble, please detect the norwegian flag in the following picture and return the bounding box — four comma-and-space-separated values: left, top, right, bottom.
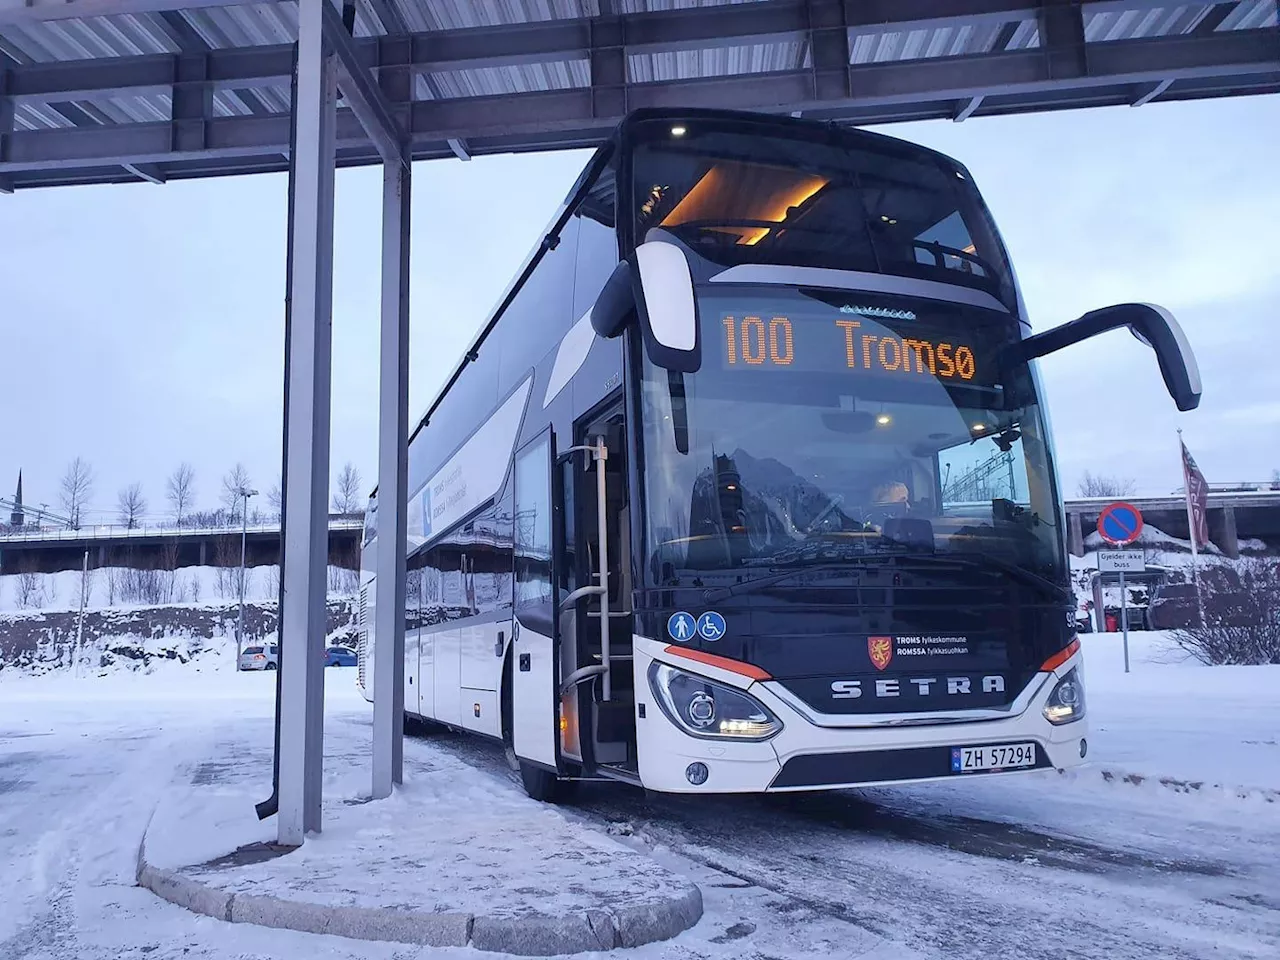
1181, 439, 1210, 550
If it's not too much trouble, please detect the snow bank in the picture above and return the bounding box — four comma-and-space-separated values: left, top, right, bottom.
1081, 630, 1280, 795
0, 564, 358, 614
0, 596, 357, 678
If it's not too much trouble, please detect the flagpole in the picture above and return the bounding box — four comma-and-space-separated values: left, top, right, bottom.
1178, 428, 1206, 627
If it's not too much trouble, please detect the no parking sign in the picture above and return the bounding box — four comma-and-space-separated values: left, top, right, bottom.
1097, 501, 1144, 546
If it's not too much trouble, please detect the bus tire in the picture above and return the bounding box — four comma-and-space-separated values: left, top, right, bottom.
519, 761, 576, 803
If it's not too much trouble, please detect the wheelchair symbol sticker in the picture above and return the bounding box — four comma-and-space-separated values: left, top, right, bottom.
696, 611, 726, 641
667, 611, 695, 642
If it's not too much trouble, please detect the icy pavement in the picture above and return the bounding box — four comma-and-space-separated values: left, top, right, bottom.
142, 719, 702, 952
1, 635, 1278, 960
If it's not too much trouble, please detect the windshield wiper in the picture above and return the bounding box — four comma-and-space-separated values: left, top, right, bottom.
703, 555, 910, 603
702, 550, 1070, 604
922, 551, 1072, 605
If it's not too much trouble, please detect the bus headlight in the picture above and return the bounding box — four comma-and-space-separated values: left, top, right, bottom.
648, 663, 782, 741
1042, 667, 1085, 725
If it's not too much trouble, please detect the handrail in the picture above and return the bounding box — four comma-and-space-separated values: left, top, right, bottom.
559, 664, 608, 696
559, 583, 606, 610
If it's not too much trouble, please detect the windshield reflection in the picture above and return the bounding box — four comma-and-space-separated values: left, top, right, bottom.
641, 289, 1065, 586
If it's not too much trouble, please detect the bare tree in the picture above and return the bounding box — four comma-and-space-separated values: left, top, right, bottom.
213, 534, 240, 599
117, 483, 147, 528
1169, 558, 1280, 665
79, 563, 96, 609
59, 457, 95, 529
1077, 471, 1136, 498
268, 479, 284, 518
161, 538, 181, 603
167, 463, 196, 526
333, 462, 363, 514
221, 463, 253, 521
15, 564, 44, 609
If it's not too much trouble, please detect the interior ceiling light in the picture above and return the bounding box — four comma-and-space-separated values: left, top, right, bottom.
876, 414, 892, 426
972, 423, 987, 432
661, 163, 828, 245
671, 125, 687, 137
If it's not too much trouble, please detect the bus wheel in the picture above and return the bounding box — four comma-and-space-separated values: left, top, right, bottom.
519, 761, 576, 803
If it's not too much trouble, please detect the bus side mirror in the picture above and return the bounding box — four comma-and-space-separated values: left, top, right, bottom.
1018, 303, 1201, 411
589, 240, 701, 373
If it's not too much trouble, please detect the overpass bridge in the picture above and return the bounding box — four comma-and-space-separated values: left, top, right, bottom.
1064, 488, 1280, 557
0, 516, 364, 574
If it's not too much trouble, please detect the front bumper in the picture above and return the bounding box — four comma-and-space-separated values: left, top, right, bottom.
632, 636, 1087, 793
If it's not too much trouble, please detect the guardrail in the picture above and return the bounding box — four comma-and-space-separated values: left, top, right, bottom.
0, 518, 365, 543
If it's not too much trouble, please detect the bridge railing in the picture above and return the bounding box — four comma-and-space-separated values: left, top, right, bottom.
0, 516, 365, 543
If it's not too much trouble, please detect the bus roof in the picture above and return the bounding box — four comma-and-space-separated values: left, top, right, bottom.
388, 107, 974, 490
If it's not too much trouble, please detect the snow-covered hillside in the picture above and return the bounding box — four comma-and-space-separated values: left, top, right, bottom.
0, 596, 357, 677
0, 563, 359, 614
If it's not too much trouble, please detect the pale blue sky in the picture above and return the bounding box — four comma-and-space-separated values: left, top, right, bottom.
1, 94, 1277, 522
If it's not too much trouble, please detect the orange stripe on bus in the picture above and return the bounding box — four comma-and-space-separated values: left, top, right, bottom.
663, 645, 772, 681
1040, 637, 1081, 673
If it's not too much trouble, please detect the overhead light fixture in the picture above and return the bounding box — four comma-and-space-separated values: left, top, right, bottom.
876, 414, 892, 426
671, 125, 687, 137
971, 423, 987, 433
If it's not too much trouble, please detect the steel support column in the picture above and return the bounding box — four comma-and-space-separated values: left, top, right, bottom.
0, 57, 13, 194
371, 154, 410, 799
278, 0, 336, 846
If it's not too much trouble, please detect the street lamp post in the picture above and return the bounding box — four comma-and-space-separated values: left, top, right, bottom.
237, 487, 259, 667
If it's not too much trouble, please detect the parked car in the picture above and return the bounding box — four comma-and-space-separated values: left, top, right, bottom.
239, 644, 279, 671
324, 646, 357, 667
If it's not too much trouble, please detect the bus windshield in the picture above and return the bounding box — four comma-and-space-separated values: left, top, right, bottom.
639, 287, 1066, 586
631, 120, 1017, 310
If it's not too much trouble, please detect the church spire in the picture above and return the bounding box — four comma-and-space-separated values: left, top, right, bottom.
9, 471, 24, 527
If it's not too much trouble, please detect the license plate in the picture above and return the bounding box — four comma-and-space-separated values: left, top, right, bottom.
950, 742, 1037, 773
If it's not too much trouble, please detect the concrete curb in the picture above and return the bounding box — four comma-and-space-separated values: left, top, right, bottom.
137, 836, 703, 955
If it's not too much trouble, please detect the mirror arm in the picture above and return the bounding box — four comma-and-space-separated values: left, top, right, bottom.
1015, 303, 1201, 412
1019, 307, 1134, 361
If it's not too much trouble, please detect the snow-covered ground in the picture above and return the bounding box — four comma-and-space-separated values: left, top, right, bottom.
1077, 630, 1279, 794
1, 633, 1277, 960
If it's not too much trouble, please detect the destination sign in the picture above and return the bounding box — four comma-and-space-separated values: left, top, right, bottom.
719, 313, 983, 383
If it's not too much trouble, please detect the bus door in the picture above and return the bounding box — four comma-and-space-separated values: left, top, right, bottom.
560, 402, 636, 776
511, 429, 561, 769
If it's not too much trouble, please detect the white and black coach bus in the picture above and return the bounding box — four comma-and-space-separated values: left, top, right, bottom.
358, 108, 1199, 801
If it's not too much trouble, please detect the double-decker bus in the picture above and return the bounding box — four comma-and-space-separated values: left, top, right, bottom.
358, 108, 1199, 801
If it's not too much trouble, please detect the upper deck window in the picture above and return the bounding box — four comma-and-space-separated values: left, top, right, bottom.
630, 121, 1015, 309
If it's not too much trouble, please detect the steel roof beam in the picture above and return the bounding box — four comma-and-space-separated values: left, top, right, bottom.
319, 0, 405, 167
1, 20, 1276, 183
0, 0, 249, 24
4, 0, 1227, 103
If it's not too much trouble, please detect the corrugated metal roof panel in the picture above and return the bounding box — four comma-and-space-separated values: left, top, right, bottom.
12, 102, 73, 131
629, 39, 807, 82
850, 22, 1021, 65
616, 0, 765, 12
213, 86, 291, 117
1084, 4, 1213, 41
0, 13, 179, 62
182, 3, 299, 49
1219, 0, 1279, 30
425, 57, 590, 98
1006, 19, 1041, 51
404, 0, 597, 31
